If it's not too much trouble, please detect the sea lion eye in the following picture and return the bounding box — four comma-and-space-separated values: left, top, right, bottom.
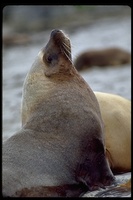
46, 55, 53, 63
45, 53, 58, 65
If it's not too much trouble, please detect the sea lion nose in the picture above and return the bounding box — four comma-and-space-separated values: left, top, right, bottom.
50, 29, 62, 37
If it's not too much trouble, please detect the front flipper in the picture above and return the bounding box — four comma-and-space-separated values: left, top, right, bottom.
76, 138, 115, 191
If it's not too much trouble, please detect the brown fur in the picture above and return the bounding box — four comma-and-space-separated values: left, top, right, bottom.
74, 47, 131, 71
15, 184, 88, 197
3, 30, 115, 197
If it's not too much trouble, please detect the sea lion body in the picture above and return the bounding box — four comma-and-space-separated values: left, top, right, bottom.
2, 30, 115, 197
94, 92, 131, 173
74, 47, 131, 71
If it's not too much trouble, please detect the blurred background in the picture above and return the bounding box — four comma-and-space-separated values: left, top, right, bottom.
3, 5, 131, 141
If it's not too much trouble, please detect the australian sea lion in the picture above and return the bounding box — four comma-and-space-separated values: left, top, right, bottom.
94, 92, 131, 173
74, 47, 131, 71
2, 29, 115, 197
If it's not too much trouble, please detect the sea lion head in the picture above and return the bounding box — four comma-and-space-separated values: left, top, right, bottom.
38, 29, 73, 77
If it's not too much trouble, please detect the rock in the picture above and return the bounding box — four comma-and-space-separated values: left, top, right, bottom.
82, 172, 131, 197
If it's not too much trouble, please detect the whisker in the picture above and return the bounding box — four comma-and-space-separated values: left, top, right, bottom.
63, 50, 72, 64
62, 42, 71, 53
60, 41, 75, 65
62, 42, 71, 50
62, 44, 71, 57
61, 47, 72, 64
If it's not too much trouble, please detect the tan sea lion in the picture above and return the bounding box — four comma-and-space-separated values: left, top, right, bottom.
2, 29, 115, 197
94, 92, 131, 173
74, 47, 131, 71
